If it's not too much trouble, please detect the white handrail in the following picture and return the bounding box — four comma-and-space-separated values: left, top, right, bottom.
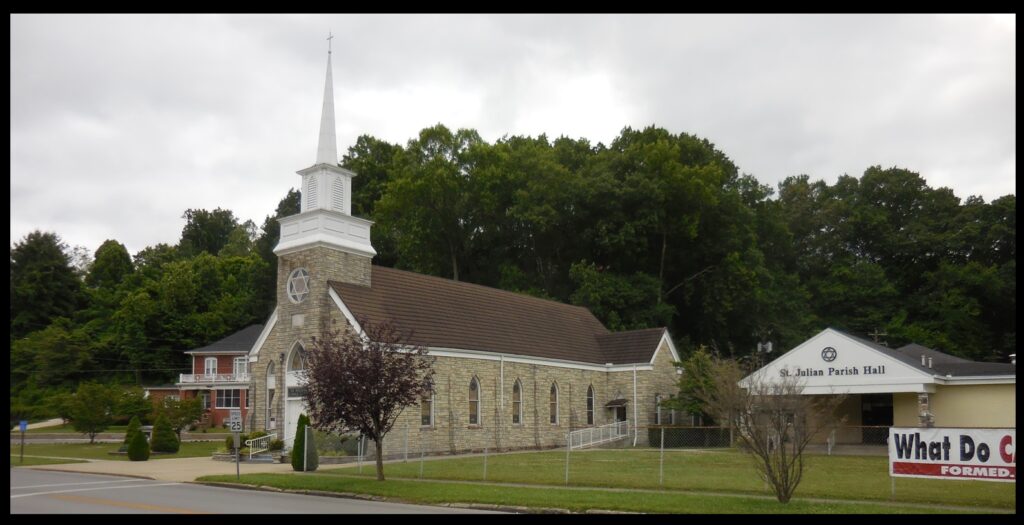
568, 420, 630, 450
246, 433, 277, 459
179, 373, 250, 383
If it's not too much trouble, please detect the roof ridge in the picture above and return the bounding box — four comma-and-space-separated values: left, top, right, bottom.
336, 265, 602, 317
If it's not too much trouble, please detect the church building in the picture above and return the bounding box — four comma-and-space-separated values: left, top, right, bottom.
241, 45, 682, 454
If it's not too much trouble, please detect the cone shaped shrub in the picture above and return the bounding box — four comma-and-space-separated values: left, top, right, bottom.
150, 414, 180, 453
123, 416, 142, 446
127, 430, 150, 461
291, 413, 318, 471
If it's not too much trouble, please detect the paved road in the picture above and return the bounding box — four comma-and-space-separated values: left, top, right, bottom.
11, 469, 502, 514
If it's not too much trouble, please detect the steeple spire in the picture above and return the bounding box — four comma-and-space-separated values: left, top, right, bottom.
315, 33, 338, 166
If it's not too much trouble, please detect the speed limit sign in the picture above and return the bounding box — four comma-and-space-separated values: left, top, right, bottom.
228, 410, 242, 432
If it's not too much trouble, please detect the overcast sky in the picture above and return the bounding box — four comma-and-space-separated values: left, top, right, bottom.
10, 14, 1016, 258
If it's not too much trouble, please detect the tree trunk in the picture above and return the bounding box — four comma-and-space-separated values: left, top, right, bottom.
375, 436, 385, 481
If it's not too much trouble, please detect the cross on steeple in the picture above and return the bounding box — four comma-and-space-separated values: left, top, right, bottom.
327, 31, 333, 54
868, 328, 889, 347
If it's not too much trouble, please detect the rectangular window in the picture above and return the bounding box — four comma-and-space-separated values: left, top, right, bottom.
216, 389, 241, 408
245, 390, 251, 408
204, 357, 217, 376
233, 356, 248, 376
655, 394, 662, 425
421, 395, 433, 426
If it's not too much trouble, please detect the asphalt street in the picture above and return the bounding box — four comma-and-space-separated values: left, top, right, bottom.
10, 469, 503, 514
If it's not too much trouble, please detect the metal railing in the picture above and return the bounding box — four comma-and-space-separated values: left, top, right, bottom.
178, 373, 250, 384
245, 432, 277, 459
568, 420, 630, 449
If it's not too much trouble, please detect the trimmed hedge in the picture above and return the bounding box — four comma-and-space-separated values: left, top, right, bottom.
150, 414, 180, 453
127, 430, 150, 461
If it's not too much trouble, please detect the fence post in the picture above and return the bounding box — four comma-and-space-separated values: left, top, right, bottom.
357, 435, 363, 474
659, 426, 665, 487
420, 433, 425, 479
483, 446, 488, 481
564, 433, 571, 486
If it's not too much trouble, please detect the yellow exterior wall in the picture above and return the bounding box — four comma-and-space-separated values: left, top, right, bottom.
893, 393, 919, 427
930, 383, 1016, 428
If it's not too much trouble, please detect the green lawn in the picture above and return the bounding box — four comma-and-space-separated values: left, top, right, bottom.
11, 423, 234, 435
9, 455, 88, 466
327, 449, 1015, 510
196, 473, 980, 514
8, 441, 221, 461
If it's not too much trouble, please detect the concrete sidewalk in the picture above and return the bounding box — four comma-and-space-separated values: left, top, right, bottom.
21, 456, 312, 482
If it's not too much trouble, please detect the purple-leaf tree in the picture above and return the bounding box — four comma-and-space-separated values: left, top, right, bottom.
304, 317, 435, 481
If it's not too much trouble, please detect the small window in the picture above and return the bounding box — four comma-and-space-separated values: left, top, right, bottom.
668, 394, 676, 425
512, 380, 523, 425
586, 386, 594, 425
216, 389, 241, 409
549, 383, 559, 424
287, 268, 310, 304
655, 394, 662, 425
245, 390, 251, 408
468, 377, 480, 425
204, 357, 217, 376
421, 394, 434, 426
233, 356, 248, 376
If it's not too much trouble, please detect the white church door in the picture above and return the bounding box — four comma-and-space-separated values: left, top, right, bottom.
283, 343, 309, 448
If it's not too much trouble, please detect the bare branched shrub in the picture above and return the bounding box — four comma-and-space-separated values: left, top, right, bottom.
698, 358, 846, 503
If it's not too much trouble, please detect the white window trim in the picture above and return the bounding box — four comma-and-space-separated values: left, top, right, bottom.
512, 380, 523, 425
233, 356, 248, 376
204, 357, 217, 376
586, 386, 595, 426
549, 382, 559, 425
468, 377, 481, 426
216, 389, 241, 409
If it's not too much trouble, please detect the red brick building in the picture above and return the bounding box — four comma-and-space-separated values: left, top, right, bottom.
167, 325, 263, 429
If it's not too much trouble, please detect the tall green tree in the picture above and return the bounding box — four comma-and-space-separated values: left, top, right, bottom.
179, 208, 239, 257
10, 231, 84, 339
86, 240, 134, 288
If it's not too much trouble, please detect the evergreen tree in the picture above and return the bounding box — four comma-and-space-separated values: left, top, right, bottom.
290, 413, 317, 471
127, 430, 150, 461
150, 414, 179, 453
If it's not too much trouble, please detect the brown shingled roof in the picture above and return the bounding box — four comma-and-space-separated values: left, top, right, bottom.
329, 266, 668, 365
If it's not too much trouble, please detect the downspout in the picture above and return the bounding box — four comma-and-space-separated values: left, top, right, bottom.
499, 355, 504, 450
633, 363, 638, 447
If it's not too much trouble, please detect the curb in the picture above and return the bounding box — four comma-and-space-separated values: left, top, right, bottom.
193, 481, 593, 513
25, 467, 157, 481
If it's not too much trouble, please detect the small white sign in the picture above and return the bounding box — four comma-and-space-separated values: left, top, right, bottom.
228, 410, 242, 432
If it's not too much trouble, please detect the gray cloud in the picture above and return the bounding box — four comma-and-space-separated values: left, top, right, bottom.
10, 14, 1015, 257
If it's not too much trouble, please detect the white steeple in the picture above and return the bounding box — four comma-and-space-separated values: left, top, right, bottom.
274, 35, 375, 260
315, 35, 338, 166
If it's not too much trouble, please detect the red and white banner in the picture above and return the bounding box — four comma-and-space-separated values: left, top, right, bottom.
889, 427, 1016, 482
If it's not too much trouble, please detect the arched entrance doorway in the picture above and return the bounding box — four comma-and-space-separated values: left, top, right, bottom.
283, 342, 309, 448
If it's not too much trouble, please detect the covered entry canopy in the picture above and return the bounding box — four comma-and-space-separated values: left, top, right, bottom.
743, 328, 1015, 395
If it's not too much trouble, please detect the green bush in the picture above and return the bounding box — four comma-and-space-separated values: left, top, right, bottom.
291, 413, 318, 471
123, 416, 142, 446
248, 430, 268, 441
269, 439, 284, 451
224, 432, 250, 452
150, 414, 180, 453
127, 430, 150, 461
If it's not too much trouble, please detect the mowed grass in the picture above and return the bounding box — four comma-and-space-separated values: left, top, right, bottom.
198, 473, 974, 514
9, 455, 88, 466
330, 449, 1015, 510
8, 441, 221, 461
11, 423, 234, 434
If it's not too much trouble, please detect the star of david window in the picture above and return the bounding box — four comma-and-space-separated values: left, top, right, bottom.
287, 268, 310, 304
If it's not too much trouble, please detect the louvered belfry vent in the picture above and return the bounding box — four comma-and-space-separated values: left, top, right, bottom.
306, 174, 318, 209
332, 179, 344, 213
